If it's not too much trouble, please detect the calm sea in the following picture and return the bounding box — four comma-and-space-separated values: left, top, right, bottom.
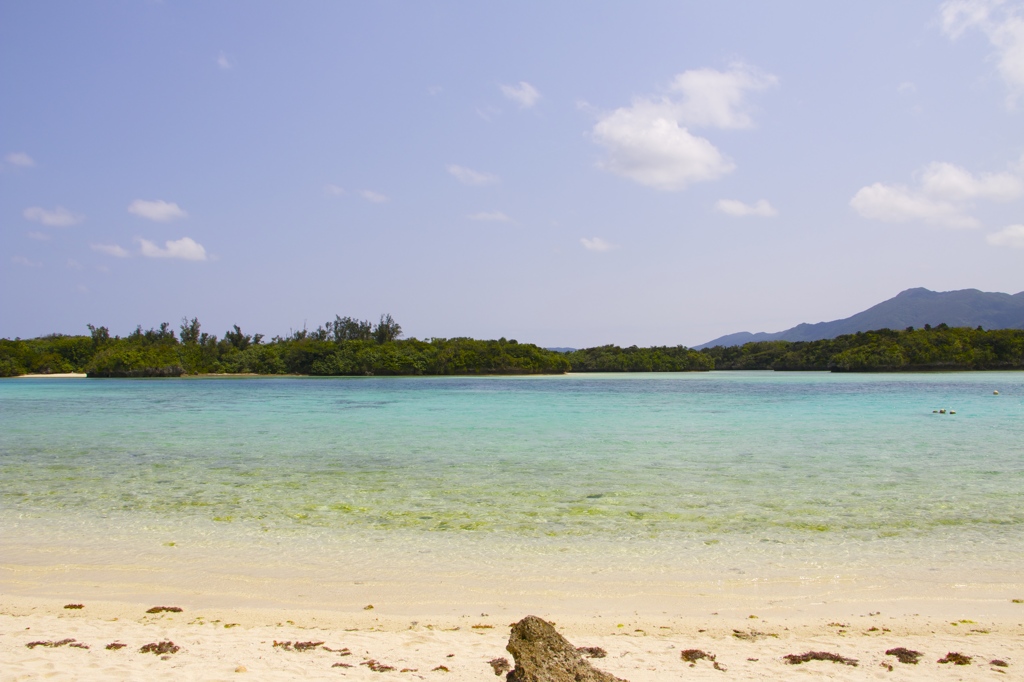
2, 372, 1022, 609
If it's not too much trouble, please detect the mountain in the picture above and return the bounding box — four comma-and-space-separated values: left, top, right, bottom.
696, 288, 1024, 349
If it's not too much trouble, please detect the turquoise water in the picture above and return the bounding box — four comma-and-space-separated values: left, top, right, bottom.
2, 372, 1022, 547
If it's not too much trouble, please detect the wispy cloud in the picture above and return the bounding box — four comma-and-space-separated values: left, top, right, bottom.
580, 236, 615, 252
23, 206, 82, 227
467, 211, 512, 222
6, 152, 34, 167
592, 64, 776, 191
850, 158, 1023, 228
940, 0, 1024, 106
987, 223, 1024, 247
138, 237, 208, 261
358, 189, 388, 203
325, 184, 346, 196
12, 255, 42, 267
447, 164, 498, 186
128, 199, 188, 222
716, 199, 778, 217
500, 81, 541, 108
91, 243, 131, 258
217, 51, 234, 70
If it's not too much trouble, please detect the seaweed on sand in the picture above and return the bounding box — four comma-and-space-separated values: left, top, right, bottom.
146, 606, 183, 614
784, 651, 858, 666
139, 641, 180, 655
937, 652, 972, 665
885, 647, 922, 664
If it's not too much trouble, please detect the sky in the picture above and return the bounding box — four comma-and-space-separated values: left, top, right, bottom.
2, 1, 1023, 347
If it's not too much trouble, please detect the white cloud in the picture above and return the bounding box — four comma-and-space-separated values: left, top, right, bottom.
851, 158, 1024, 228
580, 236, 615, 252
358, 189, 388, 203
325, 184, 346, 196
217, 52, 234, 70
467, 211, 512, 222
23, 206, 82, 227
447, 164, 498, 186
716, 198, 778, 217
940, 0, 1024, 105
919, 161, 1023, 200
668, 64, 778, 129
128, 199, 187, 222
26, 231, 50, 241
593, 102, 734, 190
91, 243, 131, 258
12, 255, 41, 267
986, 223, 1024, 246
138, 236, 208, 261
6, 152, 34, 167
500, 81, 541, 108
850, 183, 979, 228
591, 64, 775, 191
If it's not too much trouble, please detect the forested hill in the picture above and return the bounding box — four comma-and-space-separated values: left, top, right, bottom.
701, 325, 1024, 371
697, 288, 1024, 348
2, 316, 1023, 377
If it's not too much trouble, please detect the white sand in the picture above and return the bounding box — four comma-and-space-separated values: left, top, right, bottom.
11, 373, 87, 378
1, 595, 1021, 680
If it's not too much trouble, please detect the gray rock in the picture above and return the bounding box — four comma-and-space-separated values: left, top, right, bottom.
505, 616, 628, 682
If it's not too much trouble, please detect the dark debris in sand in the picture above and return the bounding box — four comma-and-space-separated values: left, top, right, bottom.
784, 651, 858, 667
885, 647, 922, 664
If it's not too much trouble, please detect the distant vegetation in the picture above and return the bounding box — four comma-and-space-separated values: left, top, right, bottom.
0, 315, 570, 377
1, 318, 1022, 378
701, 325, 1024, 371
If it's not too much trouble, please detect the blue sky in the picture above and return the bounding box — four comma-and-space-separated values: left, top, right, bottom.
3, 1, 1023, 346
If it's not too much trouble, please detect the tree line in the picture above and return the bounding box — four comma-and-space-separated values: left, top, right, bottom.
1, 318, 1022, 377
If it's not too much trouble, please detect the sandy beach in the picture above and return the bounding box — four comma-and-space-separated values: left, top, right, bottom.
1, 594, 1021, 681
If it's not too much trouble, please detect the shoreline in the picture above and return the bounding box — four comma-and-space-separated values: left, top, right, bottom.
2, 594, 1019, 680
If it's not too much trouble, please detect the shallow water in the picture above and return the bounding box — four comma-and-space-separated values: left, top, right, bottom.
2, 372, 1022, 610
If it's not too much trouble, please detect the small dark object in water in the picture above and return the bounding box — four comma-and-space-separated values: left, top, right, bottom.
885, 647, 922, 664
991, 659, 1009, 667
106, 642, 127, 650
577, 647, 607, 659
784, 651, 858, 667
26, 639, 76, 649
938, 652, 972, 665
64, 604, 84, 610
681, 649, 715, 663
146, 606, 183, 614
362, 659, 396, 672
488, 657, 511, 675
140, 641, 180, 655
